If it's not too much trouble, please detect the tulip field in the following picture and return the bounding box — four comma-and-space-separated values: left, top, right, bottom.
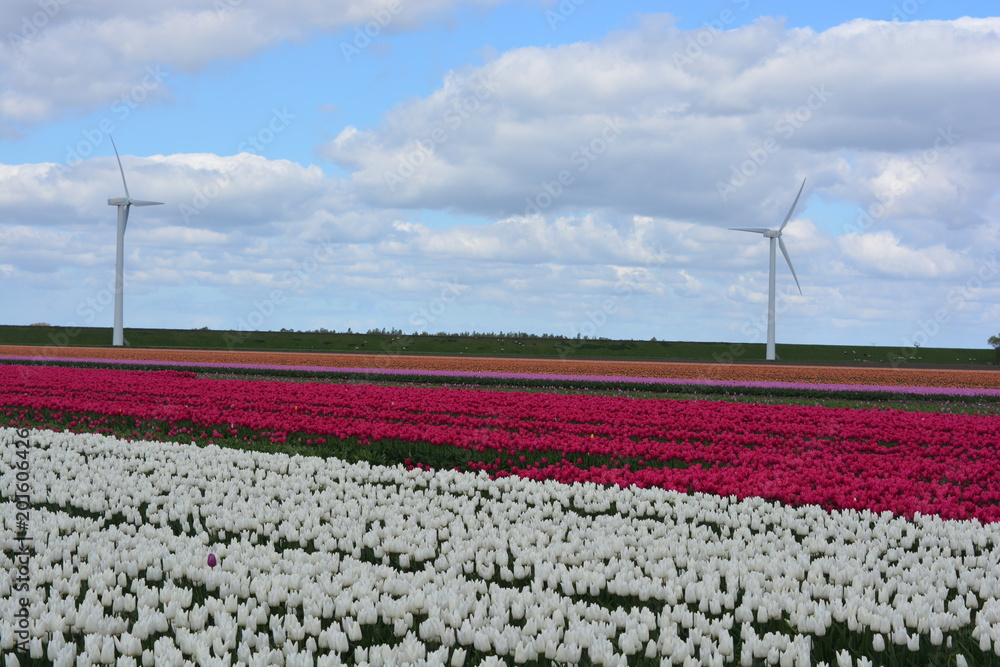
2, 344, 998, 388
2, 356, 1000, 666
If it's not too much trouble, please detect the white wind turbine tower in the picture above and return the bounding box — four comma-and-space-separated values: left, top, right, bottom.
107, 138, 163, 346
731, 177, 805, 361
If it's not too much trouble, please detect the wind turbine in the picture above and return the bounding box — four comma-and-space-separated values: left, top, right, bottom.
108, 137, 163, 346
731, 177, 805, 361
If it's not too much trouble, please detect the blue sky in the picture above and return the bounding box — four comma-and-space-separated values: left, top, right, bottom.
2, 0, 999, 354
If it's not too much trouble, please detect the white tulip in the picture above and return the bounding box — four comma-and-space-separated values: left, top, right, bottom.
97, 635, 115, 664
9, 427, 1000, 666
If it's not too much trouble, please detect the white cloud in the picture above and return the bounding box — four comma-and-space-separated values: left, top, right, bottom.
673, 269, 705, 298
134, 226, 229, 246
0, 151, 348, 234
838, 231, 966, 279
322, 17, 1000, 233
377, 213, 670, 266
0, 0, 508, 131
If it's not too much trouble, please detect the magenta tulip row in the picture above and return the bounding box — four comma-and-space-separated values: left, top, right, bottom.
4, 354, 999, 396
3, 364, 1000, 522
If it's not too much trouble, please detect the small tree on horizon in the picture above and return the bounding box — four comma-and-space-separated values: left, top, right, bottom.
989, 334, 1000, 362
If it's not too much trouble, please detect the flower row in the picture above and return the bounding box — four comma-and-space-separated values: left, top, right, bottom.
4, 355, 1000, 397
3, 345, 998, 388
2, 428, 1000, 666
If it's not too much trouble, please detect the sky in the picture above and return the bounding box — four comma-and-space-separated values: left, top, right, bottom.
2, 0, 999, 354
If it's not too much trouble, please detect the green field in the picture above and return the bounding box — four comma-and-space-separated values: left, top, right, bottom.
1, 324, 996, 367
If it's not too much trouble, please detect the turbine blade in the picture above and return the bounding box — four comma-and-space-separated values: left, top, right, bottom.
110, 136, 131, 202
778, 237, 802, 294
130, 200, 164, 206
730, 227, 770, 234
122, 204, 131, 233
778, 177, 807, 232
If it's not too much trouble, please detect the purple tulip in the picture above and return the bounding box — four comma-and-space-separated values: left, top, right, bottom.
207, 553, 217, 568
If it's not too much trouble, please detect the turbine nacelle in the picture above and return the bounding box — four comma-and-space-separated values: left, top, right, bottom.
731, 227, 780, 238
109, 198, 163, 207
108, 139, 164, 213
